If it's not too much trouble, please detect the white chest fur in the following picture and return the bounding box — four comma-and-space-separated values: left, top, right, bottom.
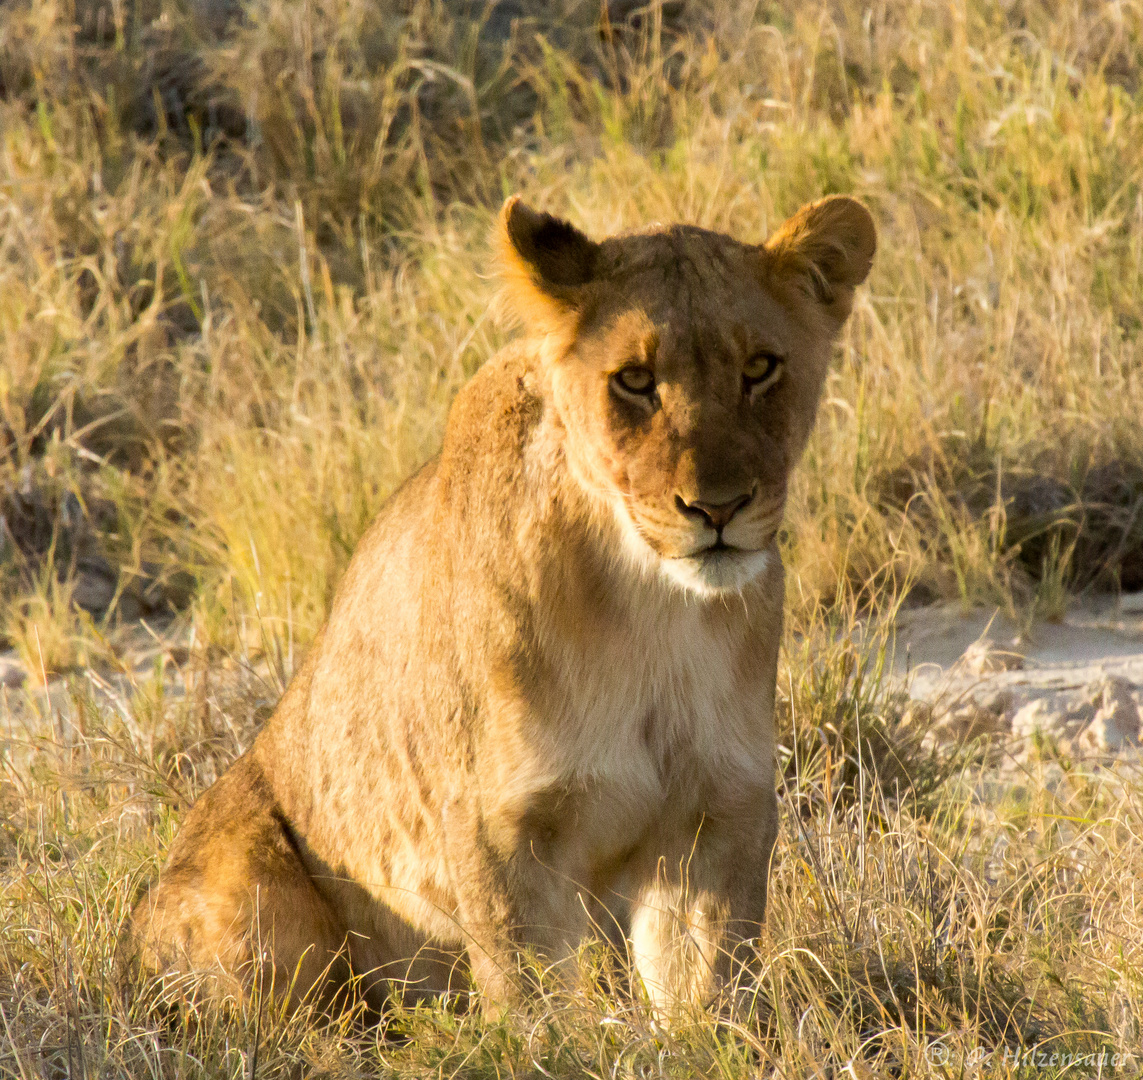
481, 570, 777, 843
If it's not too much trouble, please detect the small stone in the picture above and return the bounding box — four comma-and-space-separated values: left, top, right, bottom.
1011, 696, 1094, 743
976, 687, 1014, 716
1091, 675, 1137, 710
1076, 676, 1142, 755
1010, 697, 1054, 739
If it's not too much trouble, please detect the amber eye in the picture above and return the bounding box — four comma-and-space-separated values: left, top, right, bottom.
743, 352, 784, 394
611, 365, 657, 397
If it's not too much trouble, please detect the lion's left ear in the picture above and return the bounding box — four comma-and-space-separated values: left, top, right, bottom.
497, 196, 600, 336
764, 196, 876, 324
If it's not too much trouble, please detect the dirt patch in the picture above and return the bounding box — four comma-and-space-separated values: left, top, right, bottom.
893, 598, 1143, 768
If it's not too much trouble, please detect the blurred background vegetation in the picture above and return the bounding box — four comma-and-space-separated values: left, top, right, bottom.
1, 0, 1142, 680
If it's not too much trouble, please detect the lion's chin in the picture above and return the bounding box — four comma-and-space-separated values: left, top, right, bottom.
608, 498, 776, 599
660, 546, 774, 598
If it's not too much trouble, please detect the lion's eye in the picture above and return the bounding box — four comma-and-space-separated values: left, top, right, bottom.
743, 352, 784, 394
611, 366, 657, 397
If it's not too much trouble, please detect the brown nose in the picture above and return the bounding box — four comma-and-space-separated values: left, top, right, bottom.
675, 492, 753, 532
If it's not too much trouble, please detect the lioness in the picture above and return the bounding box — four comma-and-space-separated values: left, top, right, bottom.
129, 194, 875, 1021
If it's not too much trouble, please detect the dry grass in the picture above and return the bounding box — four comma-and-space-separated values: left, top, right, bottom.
3, 0, 1143, 1074
3, 633, 1141, 1076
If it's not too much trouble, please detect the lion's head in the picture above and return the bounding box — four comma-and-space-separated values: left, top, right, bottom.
499, 195, 875, 597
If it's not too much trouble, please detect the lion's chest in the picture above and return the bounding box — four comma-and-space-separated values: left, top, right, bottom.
484, 599, 776, 868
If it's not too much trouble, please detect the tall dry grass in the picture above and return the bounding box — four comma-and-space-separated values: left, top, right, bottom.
2, 0, 1143, 1074
2, 0, 1142, 660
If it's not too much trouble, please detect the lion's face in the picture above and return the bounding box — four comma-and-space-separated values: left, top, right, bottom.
500, 197, 876, 597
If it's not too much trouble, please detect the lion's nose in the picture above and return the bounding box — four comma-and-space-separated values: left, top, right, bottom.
675, 491, 753, 532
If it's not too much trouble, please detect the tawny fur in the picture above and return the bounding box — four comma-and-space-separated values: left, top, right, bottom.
127, 195, 875, 1021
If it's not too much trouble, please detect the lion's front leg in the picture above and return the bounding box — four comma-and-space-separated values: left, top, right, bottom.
442, 793, 591, 1015
456, 858, 591, 1015
630, 883, 730, 1017
630, 796, 778, 1022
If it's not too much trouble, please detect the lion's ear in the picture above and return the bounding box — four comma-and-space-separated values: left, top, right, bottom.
764, 196, 876, 324
497, 196, 600, 335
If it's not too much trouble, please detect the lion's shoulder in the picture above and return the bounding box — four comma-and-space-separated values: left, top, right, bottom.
437, 342, 546, 496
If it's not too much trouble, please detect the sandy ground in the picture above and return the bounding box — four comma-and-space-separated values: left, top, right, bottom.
892, 596, 1143, 762
4, 595, 1143, 767
894, 594, 1143, 679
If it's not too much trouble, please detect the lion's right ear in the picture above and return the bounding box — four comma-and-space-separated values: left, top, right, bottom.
497, 197, 600, 336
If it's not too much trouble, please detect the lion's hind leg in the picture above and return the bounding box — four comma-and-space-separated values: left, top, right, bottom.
126, 753, 354, 1015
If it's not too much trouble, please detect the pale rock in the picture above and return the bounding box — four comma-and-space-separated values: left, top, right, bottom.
977, 686, 1014, 718
1076, 676, 1142, 755
1010, 696, 1094, 744
1010, 697, 1059, 740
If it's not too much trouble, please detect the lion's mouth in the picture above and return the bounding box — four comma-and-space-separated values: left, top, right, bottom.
688, 538, 750, 560
688, 517, 782, 561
